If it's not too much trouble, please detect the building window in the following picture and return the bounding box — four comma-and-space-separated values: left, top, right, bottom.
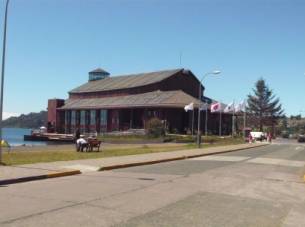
76, 111, 80, 125
90, 110, 96, 125
80, 110, 86, 125
147, 110, 158, 118
100, 110, 107, 132
89, 110, 96, 133
65, 110, 71, 133
71, 110, 76, 126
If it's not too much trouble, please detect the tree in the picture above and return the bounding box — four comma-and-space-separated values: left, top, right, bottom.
247, 79, 284, 132
278, 115, 288, 130
145, 118, 165, 138
290, 114, 301, 120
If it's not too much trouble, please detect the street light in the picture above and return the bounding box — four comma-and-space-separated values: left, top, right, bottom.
0, 0, 10, 164
197, 70, 221, 148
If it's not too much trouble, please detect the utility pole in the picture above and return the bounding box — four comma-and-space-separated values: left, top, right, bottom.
197, 70, 221, 148
0, 0, 10, 164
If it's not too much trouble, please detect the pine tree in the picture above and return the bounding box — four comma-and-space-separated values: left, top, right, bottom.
247, 79, 284, 132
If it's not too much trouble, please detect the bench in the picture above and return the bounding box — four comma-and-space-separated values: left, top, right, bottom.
87, 139, 102, 152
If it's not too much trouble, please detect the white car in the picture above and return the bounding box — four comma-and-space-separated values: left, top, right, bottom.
250, 132, 266, 141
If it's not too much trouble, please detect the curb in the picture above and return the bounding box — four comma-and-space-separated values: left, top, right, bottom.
0, 170, 81, 186
47, 170, 81, 178
99, 143, 269, 171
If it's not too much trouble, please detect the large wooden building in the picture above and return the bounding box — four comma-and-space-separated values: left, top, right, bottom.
47, 68, 232, 135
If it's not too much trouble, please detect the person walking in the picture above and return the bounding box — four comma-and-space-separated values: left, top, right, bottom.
248, 134, 253, 143
268, 132, 272, 143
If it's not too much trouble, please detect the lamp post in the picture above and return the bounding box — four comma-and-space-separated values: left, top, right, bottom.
0, 0, 10, 164
197, 70, 221, 148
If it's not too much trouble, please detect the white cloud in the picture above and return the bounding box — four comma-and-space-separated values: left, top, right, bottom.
3, 112, 20, 120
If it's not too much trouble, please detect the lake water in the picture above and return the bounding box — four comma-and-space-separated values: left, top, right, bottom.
2, 128, 47, 146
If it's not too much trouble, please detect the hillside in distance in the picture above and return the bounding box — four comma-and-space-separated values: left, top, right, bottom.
2, 111, 47, 129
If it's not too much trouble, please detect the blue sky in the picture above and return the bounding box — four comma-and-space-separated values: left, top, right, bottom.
0, 0, 304, 118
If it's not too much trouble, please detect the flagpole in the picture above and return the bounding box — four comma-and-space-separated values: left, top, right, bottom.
196, 70, 221, 147
192, 109, 194, 135
232, 100, 235, 137
0, 0, 10, 164
219, 105, 222, 137
197, 82, 202, 147
243, 109, 246, 139
205, 103, 208, 136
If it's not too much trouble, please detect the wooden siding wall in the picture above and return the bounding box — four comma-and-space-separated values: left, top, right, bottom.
68, 71, 203, 99
159, 71, 203, 99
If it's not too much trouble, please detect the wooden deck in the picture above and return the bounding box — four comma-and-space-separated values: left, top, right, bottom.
24, 133, 75, 142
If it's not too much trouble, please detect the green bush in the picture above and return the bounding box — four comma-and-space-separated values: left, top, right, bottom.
145, 118, 165, 138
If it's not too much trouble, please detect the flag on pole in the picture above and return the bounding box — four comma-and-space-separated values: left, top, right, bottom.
240, 100, 247, 112
235, 100, 247, 113
184, 102, 194, 112
199, 103, 208, 111
224, 102, 235, 113
211, 102, 222, 113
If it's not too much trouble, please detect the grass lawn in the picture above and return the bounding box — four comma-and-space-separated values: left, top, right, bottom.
2, 137, 245, 166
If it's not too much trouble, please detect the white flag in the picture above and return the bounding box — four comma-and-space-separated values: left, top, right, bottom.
235, 100, 247, 113
199, 103, 208, 111
211, 102, 221, 113
224, 102, 235, 113
184, 102, 194, 112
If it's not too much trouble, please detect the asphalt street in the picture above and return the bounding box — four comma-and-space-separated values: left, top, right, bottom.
1, 143, 305, 227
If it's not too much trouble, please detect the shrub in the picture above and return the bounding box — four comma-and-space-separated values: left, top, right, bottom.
145, 118, 165, 138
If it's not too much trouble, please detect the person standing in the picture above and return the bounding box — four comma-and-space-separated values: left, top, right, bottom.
74, 128, 80, 141
267, 132, 272, 143
248, 133, 253, 143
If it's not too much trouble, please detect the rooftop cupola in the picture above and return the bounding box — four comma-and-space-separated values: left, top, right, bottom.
88, 68, 110, 82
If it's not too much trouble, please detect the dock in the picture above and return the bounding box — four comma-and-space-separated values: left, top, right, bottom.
24, 133, 75, 143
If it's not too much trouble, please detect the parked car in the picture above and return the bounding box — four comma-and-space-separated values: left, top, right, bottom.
289, 134, 298, 139
250, 132, 266, 141
297, 135, 305, 143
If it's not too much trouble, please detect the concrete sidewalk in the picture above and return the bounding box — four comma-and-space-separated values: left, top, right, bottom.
0, 143, 267, 185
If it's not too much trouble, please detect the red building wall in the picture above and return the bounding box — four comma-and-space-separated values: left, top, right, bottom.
47, 99, 65, 132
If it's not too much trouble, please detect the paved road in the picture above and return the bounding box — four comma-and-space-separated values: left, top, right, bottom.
1, 144, 305, 227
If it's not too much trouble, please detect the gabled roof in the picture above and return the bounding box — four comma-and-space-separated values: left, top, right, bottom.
60, 90, 200, 110
69, 68, 183, 94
